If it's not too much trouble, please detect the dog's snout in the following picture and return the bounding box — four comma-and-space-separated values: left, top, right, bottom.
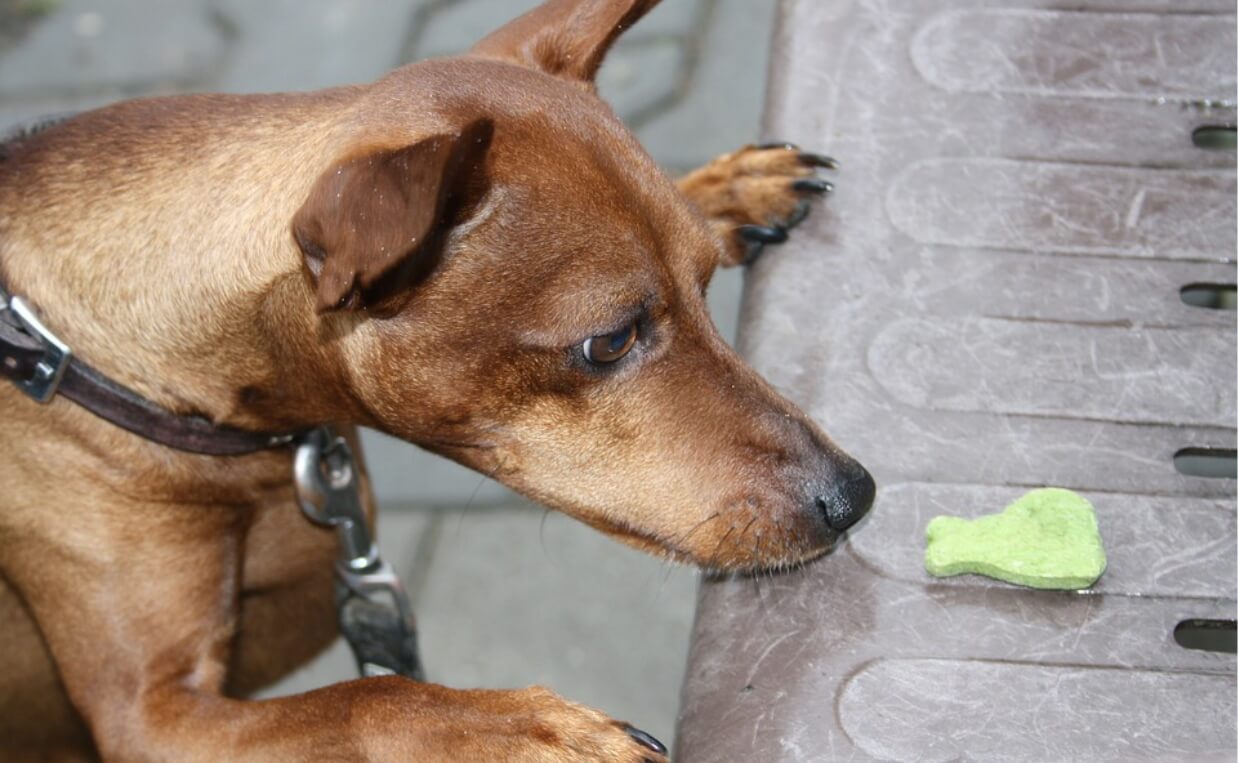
813, 464, 875, 532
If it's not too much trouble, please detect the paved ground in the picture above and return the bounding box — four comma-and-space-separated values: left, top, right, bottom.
0, 0, 776, 746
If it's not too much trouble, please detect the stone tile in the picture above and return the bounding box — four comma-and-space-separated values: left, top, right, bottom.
597, 37, 685, 123
413, 504, 697, 748
0, 0, 228, 99
707, 264, 744, 346
0, 94, 117, 133
256, 637, 357, 700
411, 0, 541, 61
623, 0, 706, 42
258, 503, 698, 750
212, 0, 426, 93
596, 0, 709, 125
633, 0, 776, 172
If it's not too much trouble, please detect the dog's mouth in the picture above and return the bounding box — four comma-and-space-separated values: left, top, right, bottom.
574, 508, 838, 572
576, 511, 695, 563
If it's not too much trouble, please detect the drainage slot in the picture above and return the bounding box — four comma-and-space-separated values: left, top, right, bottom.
1173, 448, 1237, 479
1180, 283, 1237, 310
1174, 619, 1237, 653
1192, 124, 1237, 151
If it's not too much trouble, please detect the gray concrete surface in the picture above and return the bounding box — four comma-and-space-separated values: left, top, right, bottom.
0, 0, 777, 747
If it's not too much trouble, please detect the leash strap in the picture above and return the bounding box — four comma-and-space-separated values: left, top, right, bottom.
295, 427, 425, 680
0, 285, 299, 456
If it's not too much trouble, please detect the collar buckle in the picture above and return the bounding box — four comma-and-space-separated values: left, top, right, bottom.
4, 295, 71, 403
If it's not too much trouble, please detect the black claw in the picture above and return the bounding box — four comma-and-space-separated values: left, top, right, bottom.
785, 199, 813, 229
738, 224, 788, 244
625, 726, 668, 755
757, 141, 799, 151
792, 178, 834, 194
742, 239, 766, 265
799, 152, 840, 170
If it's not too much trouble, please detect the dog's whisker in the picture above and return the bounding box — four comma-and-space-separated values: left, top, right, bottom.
463, 453, 507, 512
452, 454, 507, 540
653, 526, 709, 594
736, 515, 760, 549
464, 477, 487, 512
666, 511, 722, 552
708, 524, 738, 570
750, 570, 767, 612
659, 562, 676, 589
753, 533, 773, 610
538, 507, 554, 562
653, 545, 702, 596
422, 437, 497, 452
729, 514, 772, 609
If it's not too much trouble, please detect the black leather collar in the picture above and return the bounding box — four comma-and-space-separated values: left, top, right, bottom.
0, 283, 304, 456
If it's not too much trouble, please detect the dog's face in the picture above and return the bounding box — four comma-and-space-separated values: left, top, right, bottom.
292, 0, 873, 571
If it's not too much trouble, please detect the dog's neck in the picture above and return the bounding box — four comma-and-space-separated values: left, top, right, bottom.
0, 90, 372, 432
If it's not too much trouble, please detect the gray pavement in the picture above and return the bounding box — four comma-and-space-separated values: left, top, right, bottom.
0, 0, 776, 747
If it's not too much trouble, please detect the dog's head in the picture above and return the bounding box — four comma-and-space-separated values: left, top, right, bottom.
290, 0, 873, 571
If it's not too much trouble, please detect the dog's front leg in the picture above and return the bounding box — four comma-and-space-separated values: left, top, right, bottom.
676, 143, 837, 268
8, 493, 665, 762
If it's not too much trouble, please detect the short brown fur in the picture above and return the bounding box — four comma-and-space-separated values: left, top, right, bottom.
0, 1, 869, 760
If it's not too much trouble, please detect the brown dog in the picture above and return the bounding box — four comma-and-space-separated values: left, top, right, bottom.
0, 0, 873, 760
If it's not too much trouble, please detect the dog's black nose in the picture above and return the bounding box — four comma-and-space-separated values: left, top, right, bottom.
814, 465, 876, 531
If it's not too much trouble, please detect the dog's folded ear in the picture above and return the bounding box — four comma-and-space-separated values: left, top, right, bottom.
292, 118, 494, 313
469, 0, 660, 83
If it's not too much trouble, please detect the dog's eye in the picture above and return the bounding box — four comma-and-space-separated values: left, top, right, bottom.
582, 322, 638, 364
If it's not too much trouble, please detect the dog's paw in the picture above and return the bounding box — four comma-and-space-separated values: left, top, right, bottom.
470, 685, 670, 762
522, 686, 669, 763
676, 142, 837, 267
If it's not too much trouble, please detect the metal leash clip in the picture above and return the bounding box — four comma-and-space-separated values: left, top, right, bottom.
293, 426, 425, 681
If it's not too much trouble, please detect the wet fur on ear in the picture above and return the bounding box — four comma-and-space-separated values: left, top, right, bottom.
469, 0, 661, 82
292, 118, 494, 313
